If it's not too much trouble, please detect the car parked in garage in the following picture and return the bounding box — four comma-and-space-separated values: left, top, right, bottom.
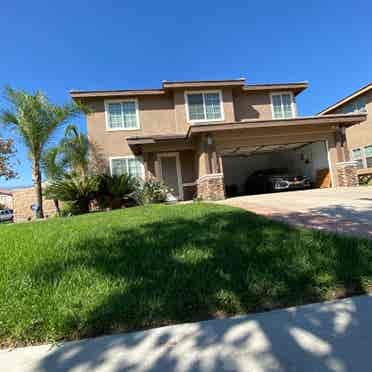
245, 168, 311, 194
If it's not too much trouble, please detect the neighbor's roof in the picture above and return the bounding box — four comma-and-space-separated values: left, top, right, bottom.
0, 189, 12, 196
318, 83, 372, 115
70, 79, 308, 99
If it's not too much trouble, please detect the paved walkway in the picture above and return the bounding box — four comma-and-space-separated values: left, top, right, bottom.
1, 295, 371, 371
220, 187, 372, 239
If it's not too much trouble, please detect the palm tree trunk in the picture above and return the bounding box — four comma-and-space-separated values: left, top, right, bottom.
32, 160, 44, 219
53, 199, 61, 216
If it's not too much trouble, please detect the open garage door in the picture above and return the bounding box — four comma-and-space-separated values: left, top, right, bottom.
222, 141, 331, 197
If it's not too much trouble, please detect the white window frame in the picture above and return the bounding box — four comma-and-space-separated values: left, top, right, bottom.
185, 90, 225, 123
351, 145, 372, 169
104, 98, 141, 131
270, 91, 297, 120
351, 147, 365, 169
109, 155, 145, 178
157, 152, 184, 200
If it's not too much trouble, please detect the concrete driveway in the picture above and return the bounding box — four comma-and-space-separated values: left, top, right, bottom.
220, 187, 372, 239
1, 295, 372, 371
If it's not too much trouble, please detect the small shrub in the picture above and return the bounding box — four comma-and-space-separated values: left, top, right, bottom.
134, 179, 170, 205
59, 202, 85, 216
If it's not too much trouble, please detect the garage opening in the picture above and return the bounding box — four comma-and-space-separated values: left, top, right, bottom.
222, 141, 331, 197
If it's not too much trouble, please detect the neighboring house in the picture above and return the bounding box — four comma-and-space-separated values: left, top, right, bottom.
70, 78, 366, 201
0, 189, 13, 209
12, 186, 56, 223
318, 83, 372, 178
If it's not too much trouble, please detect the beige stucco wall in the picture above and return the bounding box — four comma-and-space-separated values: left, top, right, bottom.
84, 87, 289, 167
12, 187, 57, 223
83, 86, 314, 197
85, 94, 175, 162
234, 91, 274, 121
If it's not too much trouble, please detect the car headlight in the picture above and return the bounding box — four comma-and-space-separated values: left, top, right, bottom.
275, 181, 288, 189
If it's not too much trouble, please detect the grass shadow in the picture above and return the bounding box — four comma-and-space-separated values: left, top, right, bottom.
26, 204, 372, 342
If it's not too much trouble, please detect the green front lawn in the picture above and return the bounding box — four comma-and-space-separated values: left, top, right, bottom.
1, 203, 372, 347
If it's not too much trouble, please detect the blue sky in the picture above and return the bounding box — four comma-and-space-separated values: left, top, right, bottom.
0, 0, 371, 188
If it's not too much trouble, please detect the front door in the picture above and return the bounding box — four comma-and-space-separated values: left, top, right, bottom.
159, 153, 183, 200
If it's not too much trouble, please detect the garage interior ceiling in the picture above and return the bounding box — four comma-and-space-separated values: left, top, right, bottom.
222, 142, 316, 157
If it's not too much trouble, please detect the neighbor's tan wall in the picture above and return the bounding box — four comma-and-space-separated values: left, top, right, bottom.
328, 91, 372, 151
12, 187, 56, 223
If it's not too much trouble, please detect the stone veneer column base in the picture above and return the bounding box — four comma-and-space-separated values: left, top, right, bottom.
336, 161, 359, 187
197, 173, 225, 200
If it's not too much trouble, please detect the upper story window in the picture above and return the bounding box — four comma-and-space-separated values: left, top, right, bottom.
110, 156, 144, 178
351, 145, 372, 169
271, 92, 296, 119
186, 91, 224, 122
342, 97, 367, 114
105, 99, 140, 130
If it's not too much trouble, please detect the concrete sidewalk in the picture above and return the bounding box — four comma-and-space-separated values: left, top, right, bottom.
1, 295, 372, 371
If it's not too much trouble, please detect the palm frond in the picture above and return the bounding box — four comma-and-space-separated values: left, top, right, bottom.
42, 146, 65, 180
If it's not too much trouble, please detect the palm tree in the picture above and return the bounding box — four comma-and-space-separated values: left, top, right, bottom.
42, 146, 65, 215
0, 86, 84, 218
59, 124, 89, 178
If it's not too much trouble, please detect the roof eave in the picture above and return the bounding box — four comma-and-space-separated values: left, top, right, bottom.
162, 79, 246, 89
318, 83, 372, 115
69, 89, 166, 100
187, 113, 367, 136
127, 134, 188, 146
242, 82, 308, 95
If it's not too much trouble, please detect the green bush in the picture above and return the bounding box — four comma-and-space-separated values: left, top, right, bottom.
95, 174, 138, 210
134, 179, 170, 205
59, 202, 86, 216
44, 175, 99, 214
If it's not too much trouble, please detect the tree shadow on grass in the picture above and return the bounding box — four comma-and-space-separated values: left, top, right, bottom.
28, 205, 372, 371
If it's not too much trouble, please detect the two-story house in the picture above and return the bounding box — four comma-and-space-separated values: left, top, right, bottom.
70, 78, 366, 200
318, 83, 372, 179
0, 189, 13, 209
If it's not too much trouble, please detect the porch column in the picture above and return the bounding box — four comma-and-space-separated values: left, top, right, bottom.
335, 126, 351, 162
335, 127, 359, 187
196, 134, 225, 200
143, 152, 158, 180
